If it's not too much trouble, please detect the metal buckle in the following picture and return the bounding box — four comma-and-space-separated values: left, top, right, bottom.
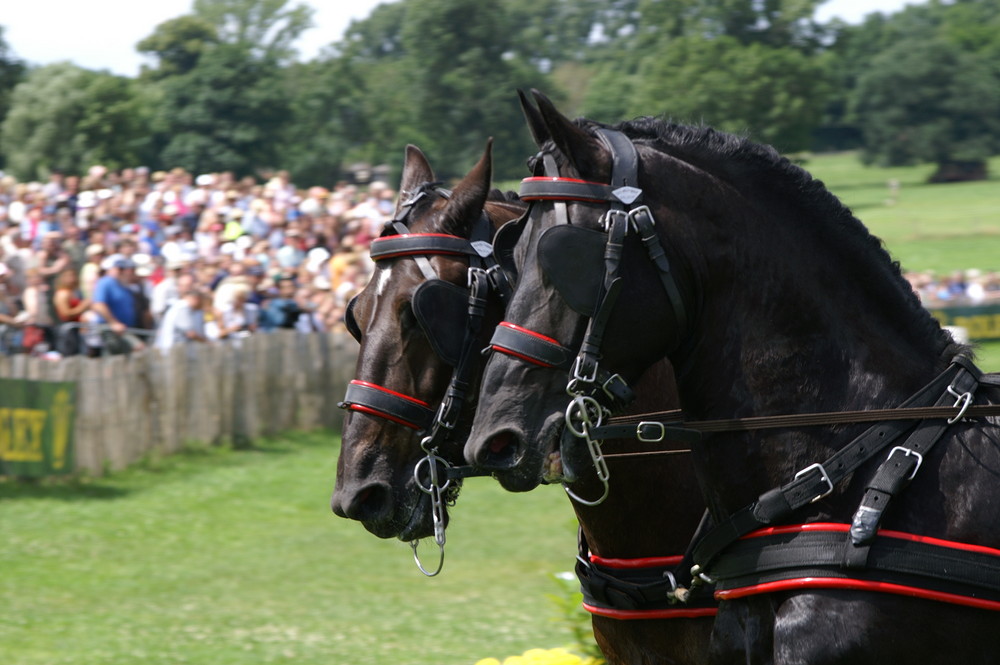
794, 462, 834, 503
571, 355, 599, 386
887, 446, 923, 481
600, 208, 628, 233
946, 384, 973, 424
637, 421, 666, 442
689, 564, 716, 586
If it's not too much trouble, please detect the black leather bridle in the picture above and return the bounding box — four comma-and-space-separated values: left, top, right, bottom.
337, 183, 506, 575
485, 128, 694, 504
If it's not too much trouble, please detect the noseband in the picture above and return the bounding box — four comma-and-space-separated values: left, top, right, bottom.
338, 183, 507, 574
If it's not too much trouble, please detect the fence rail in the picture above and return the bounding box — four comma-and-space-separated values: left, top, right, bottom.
0, 331, 359, 474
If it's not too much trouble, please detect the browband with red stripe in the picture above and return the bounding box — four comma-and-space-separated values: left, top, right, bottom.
339, 380, 436, 431
488, 321, 575, 370
369, 233, 480, 261
519, 176, 619, 203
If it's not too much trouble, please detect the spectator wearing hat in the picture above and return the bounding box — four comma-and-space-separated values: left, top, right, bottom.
212, 283, 258, 343
156, 287, 208, 352
260, 275, 305, 331
90, 255, 143, 353
275, 228, 305, 271
80, 244, 106, 299
150, 260, 189, 324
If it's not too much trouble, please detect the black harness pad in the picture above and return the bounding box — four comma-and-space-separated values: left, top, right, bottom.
345, 296, 362, 342
538, 225, 606, 316
493, 215, 527, 286
411, 280, 469, 366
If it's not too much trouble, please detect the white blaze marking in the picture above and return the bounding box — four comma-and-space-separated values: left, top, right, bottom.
376, 266, 393, 296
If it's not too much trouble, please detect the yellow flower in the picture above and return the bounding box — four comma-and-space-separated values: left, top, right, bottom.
477, 647, 602, 665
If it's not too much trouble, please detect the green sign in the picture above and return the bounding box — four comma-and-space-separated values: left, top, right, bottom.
0, 379, 76, 476
928, 304, 1000, 341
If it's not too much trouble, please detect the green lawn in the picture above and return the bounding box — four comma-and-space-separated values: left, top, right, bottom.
0, 434, 580, 665
803, 152, 1000, 276
804, 152, 1000, 371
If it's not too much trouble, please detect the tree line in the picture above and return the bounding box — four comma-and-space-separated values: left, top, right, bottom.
0, 0, 998, 186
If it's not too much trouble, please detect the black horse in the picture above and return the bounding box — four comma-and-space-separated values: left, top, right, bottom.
467, 90, 1000, 664
331, 142, 715, 664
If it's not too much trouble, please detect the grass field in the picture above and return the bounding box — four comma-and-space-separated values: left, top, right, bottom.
802, 153, 1000, 370
0, 433, 581, 665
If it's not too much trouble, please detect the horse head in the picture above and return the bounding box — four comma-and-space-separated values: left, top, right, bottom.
466, 90, 694, 491
332, 141, 522, 546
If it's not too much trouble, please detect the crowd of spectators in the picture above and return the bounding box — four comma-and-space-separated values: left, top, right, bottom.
0, 165, 389, 358
906, 269, 1000, 308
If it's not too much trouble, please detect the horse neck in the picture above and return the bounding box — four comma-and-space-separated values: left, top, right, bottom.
672, 206, 953, 421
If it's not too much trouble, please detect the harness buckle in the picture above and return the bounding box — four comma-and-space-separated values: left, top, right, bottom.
794, 462, 834, 503
887, 446, 923, 481
946, 384, 973, 424
600, 209, 628, 233
571, 355, 599, 386
636, 421, 666, 442
601, 373, 633, 405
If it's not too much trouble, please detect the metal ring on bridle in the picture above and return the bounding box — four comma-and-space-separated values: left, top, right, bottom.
413, 452, 452, 495
565, 395, 605, 438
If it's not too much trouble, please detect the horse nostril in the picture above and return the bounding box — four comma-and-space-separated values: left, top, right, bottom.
332, 482, 393, 524
479, 431, 520, 469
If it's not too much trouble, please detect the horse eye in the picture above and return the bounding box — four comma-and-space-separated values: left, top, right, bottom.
399, 302, 420, 334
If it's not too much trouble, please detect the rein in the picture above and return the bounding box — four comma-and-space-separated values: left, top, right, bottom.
338, 183, 504, 576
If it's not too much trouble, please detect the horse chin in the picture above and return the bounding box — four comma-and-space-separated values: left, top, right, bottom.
396, 492, 435, 542
490, 414, 564, 492
543, 425, 591, 484
359, 484, 436, 541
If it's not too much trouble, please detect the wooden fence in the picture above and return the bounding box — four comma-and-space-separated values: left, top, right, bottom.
0, 331, 358, 474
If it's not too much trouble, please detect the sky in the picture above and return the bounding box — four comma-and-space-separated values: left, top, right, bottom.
3, 0, 917, 78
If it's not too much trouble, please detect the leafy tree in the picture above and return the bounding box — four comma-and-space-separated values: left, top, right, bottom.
136, 15, 220, 80
277, 58, 371, 186
1, 63, 148, 179
0, 26, 27, 167
625, 35, 831, 151
156, 43, 289, 176
850, 37, 1000, 180
193, 0, 314, 63
398, 0, 544, 180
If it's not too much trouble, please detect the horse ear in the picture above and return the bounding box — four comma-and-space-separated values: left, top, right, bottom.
441, 138, 492, 236
397, 145, 436, 214
518, 88, 549, 148
530, 89, 607, 177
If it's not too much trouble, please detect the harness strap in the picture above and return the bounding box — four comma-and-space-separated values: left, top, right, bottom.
575, 529, 719, 619
369, 234, 481, 262
520, 177, 617, 203
691, 356, 979, 578
844, 360, 981, 565
489, 322, 575, 369
339, 380, 436, 432
710, 524, 1000, 611
630, 206, 687, 332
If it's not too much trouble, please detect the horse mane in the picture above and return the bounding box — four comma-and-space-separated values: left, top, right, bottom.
584, 116, 961, 361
